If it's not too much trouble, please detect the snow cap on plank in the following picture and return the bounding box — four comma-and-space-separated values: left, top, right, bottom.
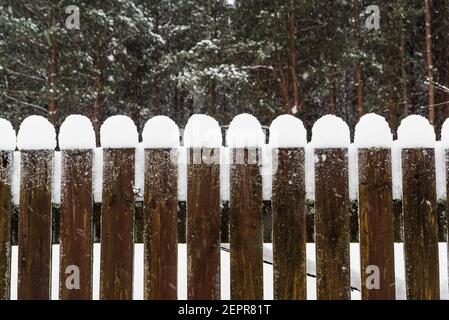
226, 113, 265, 148
269, 114, 307, 148
0, 118, 16, 150
59, 115, 96, 150
398, 115, 435, 148
184, 114, 222, 148
17, 115, 56, 150
354, 113, 393, 148
100, 115, 138, 148
142, 116, 180, 148
311, 114, 350, 148
440, 118, 449, 149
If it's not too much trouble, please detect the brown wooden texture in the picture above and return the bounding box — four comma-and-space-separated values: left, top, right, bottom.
144, 149, 178, 300
358, 148, 395, 300
272, 148, 306, 300
187, 148, 221, 300
402, 148, 439, 300
393, 200, 403, 242
263, 201, 272, 243
59, 150, 93, 300
220, 201, 230, 243
18, 150, 53, 300
230, 148, 263, 300
100, 148, 135, 300
0, 151, 13, 300
314, 148, 350, 300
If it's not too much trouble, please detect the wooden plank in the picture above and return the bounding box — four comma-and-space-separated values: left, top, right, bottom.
220, 201, 230, 243
403, 148, 439, 300
0, 151, 13, 300
230, 148, 263, 300
263, 201, 272, 243
272, 148, 306, 300
393, 200, 403, 242
18, 150, 53, 300
178, 201, 186, 244
314, 148, 350, 300
358, 148, 395, 300
59, 150, 93, 300
100, 148, 135, 300
144, 149, 178, 300
187, 148, 221, 300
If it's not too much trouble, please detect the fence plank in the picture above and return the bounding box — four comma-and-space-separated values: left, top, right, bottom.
18, 150, 53, 300
272, 148, 306, 300
358, 148, 395, 300
0, 151, 13, 300
100, 148, 135, 300
144, 149, 178, 300
402, 148, 439, 300
187, 148, 220, 299
59, 150, 93, 299
230, 148, 263, 300
315, 148, 350, 300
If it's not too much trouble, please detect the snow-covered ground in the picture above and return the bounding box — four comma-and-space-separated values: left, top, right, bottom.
8, 243, 449, 300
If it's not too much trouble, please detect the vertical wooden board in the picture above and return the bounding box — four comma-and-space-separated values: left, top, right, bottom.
402, 148, 439, 300
18, 150, 53, 300
0, 151, 13, 300
315, 148, 350, 300
393, 200, 403, 242
177, 201, 187, 244
358, 149, 395, 300
272, 148, 306, 300
187, 148, 220, 300
230, 148, 263, 300
263, 201, 272, 243
100, 148, 135, 300
220, 201, 230, 243
59, 150, 93, 300
144, 149, 178, 300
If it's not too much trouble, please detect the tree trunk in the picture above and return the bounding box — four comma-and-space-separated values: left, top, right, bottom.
206, 85, 217, 115
274, 66, 293, 114
354, 0, 364, 120
92, 32, 103, 146
399, 3, 409, 117
151, 2, 160, 115
328, 77, 337, 115
151, 78, 159, 115
289, 0, 301, 114
48, 0, 59, 125
424, 0, 435, 124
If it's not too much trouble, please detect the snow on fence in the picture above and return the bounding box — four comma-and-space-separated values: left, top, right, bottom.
0, 113, 448, 300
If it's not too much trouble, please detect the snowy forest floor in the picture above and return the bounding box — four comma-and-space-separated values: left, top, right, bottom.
8, 244, 449, 300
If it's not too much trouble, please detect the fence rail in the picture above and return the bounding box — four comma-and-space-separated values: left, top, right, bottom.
0, 113, 448, 300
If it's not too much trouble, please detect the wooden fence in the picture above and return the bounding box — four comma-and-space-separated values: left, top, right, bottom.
0, 113, 447, 300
